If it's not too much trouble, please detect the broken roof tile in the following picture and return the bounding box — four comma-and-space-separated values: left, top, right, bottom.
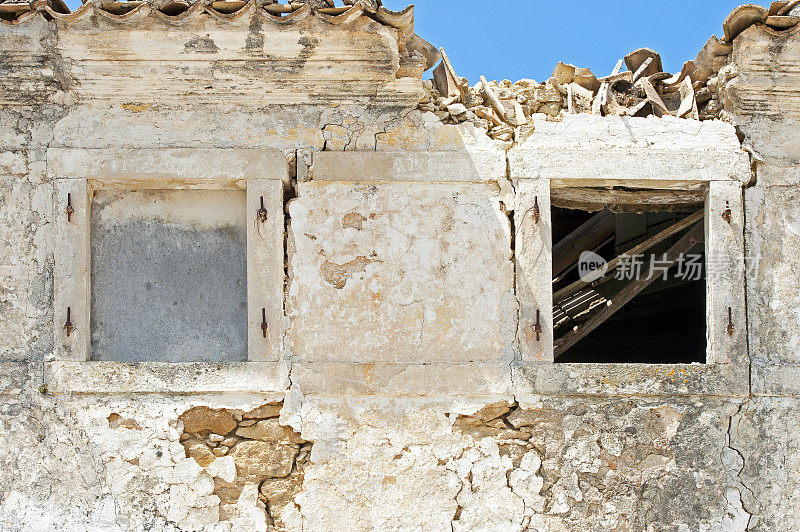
765, 14, 800, 29
722, 3, 768, 42
624, 48, 663, 79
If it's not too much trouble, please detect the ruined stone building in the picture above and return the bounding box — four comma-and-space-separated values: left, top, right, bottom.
1, 0, 799, 529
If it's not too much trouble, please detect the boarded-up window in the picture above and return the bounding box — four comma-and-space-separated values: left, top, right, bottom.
90, 189, 247, 362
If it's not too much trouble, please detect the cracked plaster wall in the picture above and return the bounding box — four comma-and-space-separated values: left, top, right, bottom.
0, 14, 797, 532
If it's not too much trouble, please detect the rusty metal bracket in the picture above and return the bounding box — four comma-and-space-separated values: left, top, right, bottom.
532, 196, 540, 224
257, 196, 268, 223
727, 307, 735, 336
66, 193, 74, 222
534, 309, 542, 342
64, 307, 75, 337
722, 201, 732, 224
261, 308, 268, 339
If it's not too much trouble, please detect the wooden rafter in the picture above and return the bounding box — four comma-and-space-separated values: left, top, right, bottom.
552, 209, 615, 279
553, 208, 705, 303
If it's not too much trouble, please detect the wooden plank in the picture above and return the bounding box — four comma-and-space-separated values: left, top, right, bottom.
553, 209, 704, 302
552, 209, 616, 279
551, 187, 705, 213
480, 75, 508, 122
677, 76, 699, 119
554, 223, 704, 359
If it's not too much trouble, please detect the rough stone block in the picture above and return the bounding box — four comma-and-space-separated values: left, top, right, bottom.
230, 441, 298, 481
311, 150, 506, 183
288, 181, 515, 364
181, 407, 238, 436
746, 182, 800, 372
510, 114, 749, 184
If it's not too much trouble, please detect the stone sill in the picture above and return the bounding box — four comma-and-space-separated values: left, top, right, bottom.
45, 361, 288, 395
38, 360, 755, 398
514, 362, 750, 398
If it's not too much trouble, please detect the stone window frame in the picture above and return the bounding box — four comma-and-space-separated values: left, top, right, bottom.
512, 160, 750, 398
48, 148, 287, 394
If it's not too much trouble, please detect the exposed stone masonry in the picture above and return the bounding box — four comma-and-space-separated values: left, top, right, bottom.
179, 403, 311, 530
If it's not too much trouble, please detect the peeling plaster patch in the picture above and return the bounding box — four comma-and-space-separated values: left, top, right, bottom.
245, 17, 265, 52
341, 211, 370, 230
107, 413, 141, 430
320, 255, 372, 289
446, 399, 734, 530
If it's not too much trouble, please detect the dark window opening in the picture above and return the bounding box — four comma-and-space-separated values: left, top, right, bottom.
552, 203, 706, 364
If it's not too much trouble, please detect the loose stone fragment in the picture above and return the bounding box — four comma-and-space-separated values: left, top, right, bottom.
446, 103, 468, 117
236, 419, 306, 444
552, 61, 575, 85
624, 48, 663, 78
230, 441, 299, 481
181, 407, 237, 435
573, 67, 601, 93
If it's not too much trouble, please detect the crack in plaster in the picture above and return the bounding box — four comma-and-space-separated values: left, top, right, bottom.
725, 400, 756, 530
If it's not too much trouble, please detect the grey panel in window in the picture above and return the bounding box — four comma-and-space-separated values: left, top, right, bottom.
90, 189, 247, 362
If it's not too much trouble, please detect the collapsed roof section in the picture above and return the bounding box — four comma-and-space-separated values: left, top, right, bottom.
424, 1, 800, 143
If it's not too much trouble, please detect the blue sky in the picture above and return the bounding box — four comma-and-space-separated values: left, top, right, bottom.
59, 0, 761, 83
385, 0, 756, 83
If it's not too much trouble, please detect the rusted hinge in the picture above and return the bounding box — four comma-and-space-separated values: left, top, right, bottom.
532, 196, 540, 224
261, 308, 268, 339
66, 193, 74, 222
534, 309, 542, 342
257, 196, 268, 223
722, 201, 732, 224
64, 307, 75, 337
727, 307, 734, 336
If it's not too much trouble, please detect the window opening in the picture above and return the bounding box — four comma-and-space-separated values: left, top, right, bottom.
552, 199, 706, 364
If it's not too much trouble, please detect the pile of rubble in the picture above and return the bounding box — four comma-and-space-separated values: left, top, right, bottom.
420, 1, 800, 141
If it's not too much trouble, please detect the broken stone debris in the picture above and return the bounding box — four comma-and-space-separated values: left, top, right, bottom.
423, 47, 727, 141
422, 3, 800, 141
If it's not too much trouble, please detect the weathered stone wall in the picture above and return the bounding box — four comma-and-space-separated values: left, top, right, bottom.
0, 5, 797, 532
718, 21, 800, 531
